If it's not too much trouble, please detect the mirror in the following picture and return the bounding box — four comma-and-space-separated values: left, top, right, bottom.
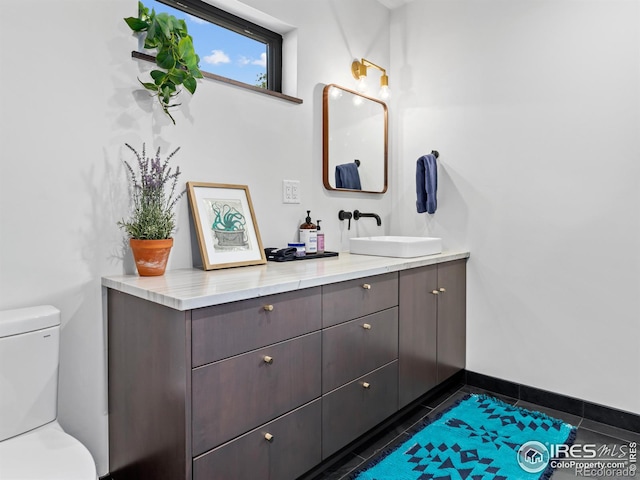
322, 84, 388, 194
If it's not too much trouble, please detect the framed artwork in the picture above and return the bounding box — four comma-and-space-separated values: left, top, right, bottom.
187, 182, 266, 270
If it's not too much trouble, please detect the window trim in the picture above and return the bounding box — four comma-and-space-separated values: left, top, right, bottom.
156, 0, 283, 92
131, 51, 302, 104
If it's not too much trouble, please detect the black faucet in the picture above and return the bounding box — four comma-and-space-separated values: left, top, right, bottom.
338, 210, 353, 230
353, 210, 382, 226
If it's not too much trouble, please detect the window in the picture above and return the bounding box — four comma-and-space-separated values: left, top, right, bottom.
147, 0, 283, 92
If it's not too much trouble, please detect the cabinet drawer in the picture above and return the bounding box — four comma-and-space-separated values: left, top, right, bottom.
322, 273, 398, 327
323, 307, 398, 393
193, 399, 321, 480
192, 332, 321, 455
192, 287, 321, 367
322, 361, 398, 459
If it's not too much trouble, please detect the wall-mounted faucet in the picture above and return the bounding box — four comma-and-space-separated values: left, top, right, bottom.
353, 210, 382, 226
338, 210, 353, 230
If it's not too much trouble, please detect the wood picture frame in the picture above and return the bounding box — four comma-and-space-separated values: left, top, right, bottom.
187, 182, 266, 270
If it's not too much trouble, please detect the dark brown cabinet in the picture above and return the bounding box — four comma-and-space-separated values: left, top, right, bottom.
107, 259, 466, 480
192, 287, 322, 366
436, 259, 467, 383
108, 287, 323, 480
398, 265, 438, 408
193, 400, 322, 480
398, 259, 467, 409
320, 273, 399, 459
322, 272, 398, 327
192, 332, 321, 455
322, 361, 398, 458
322, 307, 398, 394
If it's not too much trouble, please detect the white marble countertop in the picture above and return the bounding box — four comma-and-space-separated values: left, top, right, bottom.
102, 251, 470, 311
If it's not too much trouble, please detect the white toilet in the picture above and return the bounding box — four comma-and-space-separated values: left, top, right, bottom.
0, 305, 97, 479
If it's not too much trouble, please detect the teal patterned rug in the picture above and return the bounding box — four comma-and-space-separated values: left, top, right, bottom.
352, 394, 576, 480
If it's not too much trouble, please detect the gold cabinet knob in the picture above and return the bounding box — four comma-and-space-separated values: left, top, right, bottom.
362, 283, 371, 290
264, 432, 274, 442
362, 323, 372, 330
263, 355, 274, 364
362, 382, 371, 389
431, 290, 439, 295
263, 304, 274, 311
439, 287, 446, 293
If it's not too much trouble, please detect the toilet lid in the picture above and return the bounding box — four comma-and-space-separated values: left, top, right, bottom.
0, 422, 97, 479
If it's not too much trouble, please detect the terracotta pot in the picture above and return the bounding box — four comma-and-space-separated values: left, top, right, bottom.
129, 238, 173, 276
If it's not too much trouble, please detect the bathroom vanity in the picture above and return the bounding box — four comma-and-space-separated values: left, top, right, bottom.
103, 251, 469, 480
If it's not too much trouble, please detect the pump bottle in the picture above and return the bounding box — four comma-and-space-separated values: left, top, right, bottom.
316, 220, 325, 254
299, 210, 317, 254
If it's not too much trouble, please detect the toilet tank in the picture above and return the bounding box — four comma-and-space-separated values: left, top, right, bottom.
0, 305, 60, 442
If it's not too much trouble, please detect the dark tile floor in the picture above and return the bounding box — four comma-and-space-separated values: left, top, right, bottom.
311, 385, 640, 480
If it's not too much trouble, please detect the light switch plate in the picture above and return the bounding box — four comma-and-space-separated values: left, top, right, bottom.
283, 180, 300, 204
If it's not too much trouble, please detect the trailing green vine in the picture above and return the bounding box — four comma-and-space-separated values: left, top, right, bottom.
124, 1, 203, 124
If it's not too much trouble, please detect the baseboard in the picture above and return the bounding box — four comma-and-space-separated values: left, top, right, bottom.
466, 370, 640, 433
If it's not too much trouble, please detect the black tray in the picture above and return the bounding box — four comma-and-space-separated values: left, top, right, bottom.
266, 251, 339, 262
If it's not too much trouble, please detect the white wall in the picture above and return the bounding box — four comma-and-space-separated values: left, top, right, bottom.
2, 0, 638, 476
0, 0, 389, 475
390, 0, 640, 414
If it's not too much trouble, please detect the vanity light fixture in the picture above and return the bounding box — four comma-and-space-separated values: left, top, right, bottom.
351, 58, 390, 99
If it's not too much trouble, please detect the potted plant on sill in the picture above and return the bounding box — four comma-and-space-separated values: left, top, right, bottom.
124, 1, 203, 124
118, 143, 184, 276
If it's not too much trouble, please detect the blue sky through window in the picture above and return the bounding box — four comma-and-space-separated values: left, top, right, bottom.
147, 0, 267, 86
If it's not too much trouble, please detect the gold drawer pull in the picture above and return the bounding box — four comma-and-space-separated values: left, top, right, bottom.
362, 283, 371, 290
439, 287, 446, 293
263, 304, 274, 311
263, 355, 274, 364
264, 432, 274, 442
431, 290, 439, 295
362, 382, 371, 389
362, 323, 372, 330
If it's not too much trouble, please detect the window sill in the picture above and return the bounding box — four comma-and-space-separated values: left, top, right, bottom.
131, 51, 303, 105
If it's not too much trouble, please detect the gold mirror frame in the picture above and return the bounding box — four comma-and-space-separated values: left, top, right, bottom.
322, 84, 388, 194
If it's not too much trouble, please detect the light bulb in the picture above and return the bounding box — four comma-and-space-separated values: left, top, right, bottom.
379, 73, 390, 99
356, 76, 368, 93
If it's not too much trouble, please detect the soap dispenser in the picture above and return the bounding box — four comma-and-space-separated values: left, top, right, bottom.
316, 220, 325, 254
299, 210, 317, 254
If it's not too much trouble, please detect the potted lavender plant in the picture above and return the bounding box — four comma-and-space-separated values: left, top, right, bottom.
118, 142, 184, 276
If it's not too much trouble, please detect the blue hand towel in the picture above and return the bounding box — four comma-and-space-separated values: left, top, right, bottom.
416, 154, 438, 214
335, 163, 362, 190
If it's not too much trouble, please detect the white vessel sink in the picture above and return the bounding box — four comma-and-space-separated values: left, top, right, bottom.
349, 236, 442, 258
